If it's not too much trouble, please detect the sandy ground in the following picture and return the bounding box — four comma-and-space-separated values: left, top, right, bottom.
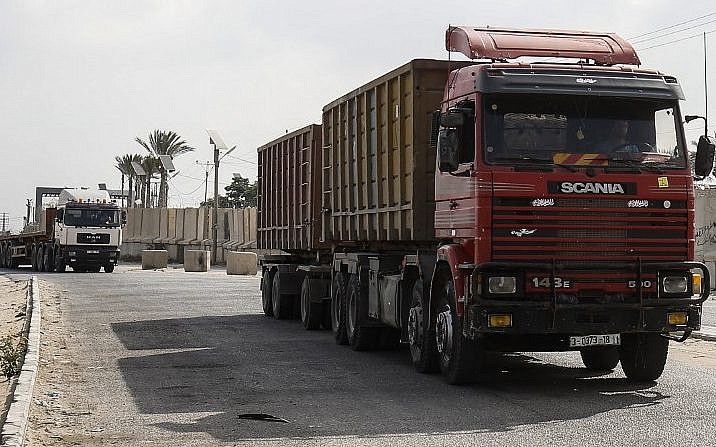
0, 276, 28, 425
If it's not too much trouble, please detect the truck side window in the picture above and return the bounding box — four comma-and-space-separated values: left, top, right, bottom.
456, 100, 476, 164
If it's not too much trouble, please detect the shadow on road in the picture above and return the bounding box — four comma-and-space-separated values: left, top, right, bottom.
111, 314, 667, 442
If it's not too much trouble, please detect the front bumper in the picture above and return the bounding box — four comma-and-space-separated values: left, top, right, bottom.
61, 245, 120, 265
466, 261, 709, 337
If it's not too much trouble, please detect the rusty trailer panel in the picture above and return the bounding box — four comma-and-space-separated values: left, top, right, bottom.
321, 59, 470, 245
257, 124, 323, 252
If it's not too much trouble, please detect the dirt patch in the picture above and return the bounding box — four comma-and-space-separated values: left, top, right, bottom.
0, 276, 28, 425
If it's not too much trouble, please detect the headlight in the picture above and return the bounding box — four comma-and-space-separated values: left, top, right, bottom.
68, 251, 76, 256
488, 276, 517, 294
662, 276, 688, 294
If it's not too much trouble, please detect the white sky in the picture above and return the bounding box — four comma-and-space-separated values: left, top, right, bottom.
1, 0, 715, 231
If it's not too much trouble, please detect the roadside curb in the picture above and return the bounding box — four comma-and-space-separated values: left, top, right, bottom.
1, 276, 41, 447
692, 325, 716, 342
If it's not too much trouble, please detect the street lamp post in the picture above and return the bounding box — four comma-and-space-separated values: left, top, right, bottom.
206, 130, 236, 264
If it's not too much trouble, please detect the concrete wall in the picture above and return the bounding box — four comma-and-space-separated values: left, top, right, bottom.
120, 207, 257, 263
695, 189, 716, 289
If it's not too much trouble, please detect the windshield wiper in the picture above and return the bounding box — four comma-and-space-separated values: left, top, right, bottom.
607, 159, 665, 173
491, 156, 578, 172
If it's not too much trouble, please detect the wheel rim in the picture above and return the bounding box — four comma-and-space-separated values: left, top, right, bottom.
408, 306, 422, 346
272, 274, 280, 316
331, 275, 342, 330
436, 306, 453, 361
301, 283, 309, 323
346, 279, 357, 338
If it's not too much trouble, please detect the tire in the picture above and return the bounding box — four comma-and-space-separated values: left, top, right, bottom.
300, 277, 322, 330
54, 248, 66, 273
104, 264, 115, 273
44, 245, 54, 272
37, 246, 46, 272
261, 270, 274, 317
408, 279, 440, 373
619, 333, 669, 382
0, 244, 6, 268
271, 272, 291, 319
435, 268, 483, 385
346, 274, 380, 351
331, 272, 349, 345
580, 347, 620, 371
30, 245, 37, 271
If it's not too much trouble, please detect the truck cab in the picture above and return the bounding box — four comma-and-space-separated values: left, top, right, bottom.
49, 188, 122, 272
429, 27, 713, 382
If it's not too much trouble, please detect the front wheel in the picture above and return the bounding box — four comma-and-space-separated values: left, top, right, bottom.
580, 347, 620, 371
619, 333, 669, 382
434, 268, 483, 385
104, 264, 115, 273
54, 248, 66, 273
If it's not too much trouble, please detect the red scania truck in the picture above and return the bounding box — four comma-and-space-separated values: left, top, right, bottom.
257, 27, 714, 384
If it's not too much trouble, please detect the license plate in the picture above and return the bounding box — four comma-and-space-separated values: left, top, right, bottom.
86, 250, 100, 254
569, 334, 621, 348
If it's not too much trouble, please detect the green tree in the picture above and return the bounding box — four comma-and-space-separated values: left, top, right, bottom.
200, 195, 231, 208
139, 155, 160, 207
224, 174, 257, 208
135, 130, 194, 207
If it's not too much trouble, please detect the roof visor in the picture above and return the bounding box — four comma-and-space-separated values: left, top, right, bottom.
446, 27, 640, 65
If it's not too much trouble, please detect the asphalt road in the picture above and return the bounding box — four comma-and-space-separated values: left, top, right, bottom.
3, 265, 716, 446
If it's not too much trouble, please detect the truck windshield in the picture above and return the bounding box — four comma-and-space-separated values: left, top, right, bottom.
483, 94, 686, 169
64, 208, 120, 227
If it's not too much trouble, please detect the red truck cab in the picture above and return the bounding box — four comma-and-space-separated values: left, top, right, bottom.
429, 27, 713, 382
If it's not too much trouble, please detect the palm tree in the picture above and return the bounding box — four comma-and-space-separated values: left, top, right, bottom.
139, 155, 160, 207
135, 130, 194, 207
114, 154, 143, 207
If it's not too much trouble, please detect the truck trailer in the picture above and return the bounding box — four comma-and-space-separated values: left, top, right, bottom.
0, 188, 123, 273
257, 27, 714, 384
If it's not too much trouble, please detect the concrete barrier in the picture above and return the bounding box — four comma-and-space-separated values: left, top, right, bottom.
226, 251, 258, 275
184, 249, 210, 272
142, 250, 169, 269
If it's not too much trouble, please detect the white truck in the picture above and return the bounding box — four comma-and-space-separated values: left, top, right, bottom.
0, 188, 123, 273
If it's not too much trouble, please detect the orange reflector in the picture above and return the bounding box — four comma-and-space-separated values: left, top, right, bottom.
489, 314, 512, 328
692, 274, 702, 296
667, 312, 687, 326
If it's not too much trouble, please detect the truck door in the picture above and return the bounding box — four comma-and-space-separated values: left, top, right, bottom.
435, 99, 477, 239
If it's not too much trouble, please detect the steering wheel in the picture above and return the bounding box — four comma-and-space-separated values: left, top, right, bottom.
611, 142, 656, 154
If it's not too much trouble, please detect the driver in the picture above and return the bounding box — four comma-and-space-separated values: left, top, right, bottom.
596, 119, 640, 153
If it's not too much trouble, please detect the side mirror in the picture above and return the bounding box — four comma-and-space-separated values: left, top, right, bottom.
694, 135, 715, 178
440, 109, 465, 128
438, 129, 460, 172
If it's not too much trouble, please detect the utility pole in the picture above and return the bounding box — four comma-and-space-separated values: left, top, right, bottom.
0, 213, 7, 233
206, 130, 236, 264
705, 32, 709, 135
196, 160, 213, 242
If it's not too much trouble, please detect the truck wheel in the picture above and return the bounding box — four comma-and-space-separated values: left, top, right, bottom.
331, 272, 349, 345
0, 244, 6, 268
435, 268, 483, 385
30, 245, 36, 271
38, 246, 46, 272
300, 277, 321, 330
580, 347, 620, 371
409, 279, 439, 373
261, 270, 274, 317
619, 333, 669, 382
346, 274, 380, 351
44, 245, 54, 272
54, 249, 66, 273
104, 264, 115, 273
271, 272, 290, 319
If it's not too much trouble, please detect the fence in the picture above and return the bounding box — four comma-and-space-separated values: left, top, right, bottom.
120, 207, 257, 263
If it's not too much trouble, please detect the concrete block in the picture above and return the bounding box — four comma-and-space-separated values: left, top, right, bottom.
226, 251, 258, 275
142, 250, 169, 270
184, 249, 210, 272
